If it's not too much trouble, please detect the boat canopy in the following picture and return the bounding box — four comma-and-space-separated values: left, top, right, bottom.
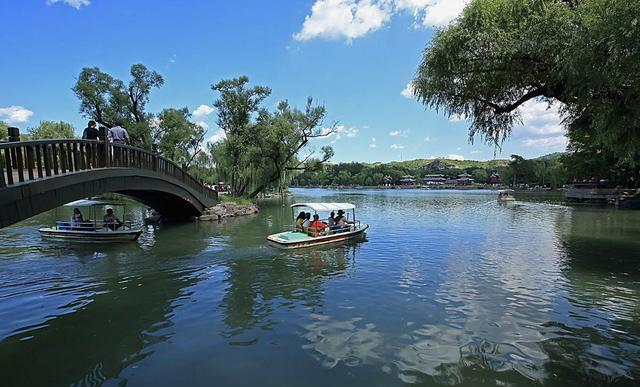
497, 189, 515, 193
291, 202, 355, 212
64, 199, 116, 207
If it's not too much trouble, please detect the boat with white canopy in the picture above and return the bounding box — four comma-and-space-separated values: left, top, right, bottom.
497, 189, 516, 203
267, 202, 368, 249
39, 199, 143, 242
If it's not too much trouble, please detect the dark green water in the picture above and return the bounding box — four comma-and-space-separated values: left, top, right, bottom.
0, 188, 639, 387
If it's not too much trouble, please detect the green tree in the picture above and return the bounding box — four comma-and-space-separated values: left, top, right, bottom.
28, 121, 75, 140
73, 64, 164, 147
471, 168, 488, 184
413, 0, 640, 166
0, 121, 7, 141
509, 155, 535, 186
153, 108, 206, 168
210, 76, 334, 197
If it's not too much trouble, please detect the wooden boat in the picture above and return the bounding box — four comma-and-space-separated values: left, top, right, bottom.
39, 199, 142, 242
267, 202, 368, 249
497, 189, 516, 203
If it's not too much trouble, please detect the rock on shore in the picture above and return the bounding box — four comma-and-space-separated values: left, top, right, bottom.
198, 203, 259, 221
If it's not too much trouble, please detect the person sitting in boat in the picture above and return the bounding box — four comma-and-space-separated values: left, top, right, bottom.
334, 210, 352, 232
70, 208, 84, 229
103, 208, 123, 231
327, 212, 336, 228
295, 211, 306, 232
308, 214, 328, 237
302, 212, 311, 230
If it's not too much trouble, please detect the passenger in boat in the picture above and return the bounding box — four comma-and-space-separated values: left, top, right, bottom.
70, 208, 84, 229
327, 212, 336, 228
302, 212, 311, 229
334, 210, 350, 232
309, 214, 328, 237
103, 208, 123, 230
295, 211, 306, 231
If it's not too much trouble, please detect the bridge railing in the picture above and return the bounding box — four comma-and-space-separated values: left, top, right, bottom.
0, 138, 217, 200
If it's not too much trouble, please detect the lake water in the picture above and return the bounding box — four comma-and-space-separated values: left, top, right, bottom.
0, 188, 639, 387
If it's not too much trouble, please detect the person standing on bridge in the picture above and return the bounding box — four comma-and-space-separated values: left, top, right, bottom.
82, 120, 99, 140
108, 123, 130, 145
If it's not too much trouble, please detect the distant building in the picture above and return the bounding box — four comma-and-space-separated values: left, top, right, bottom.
490, 172, 501, 184
456, 173, 474, 186
382, 175, 393, 187
424, 174, 447, 185
399, 175, 416, 186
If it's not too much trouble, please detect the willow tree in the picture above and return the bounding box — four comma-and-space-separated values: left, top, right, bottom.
153, 108, 206, 169
209, 76, 334, 197
28, 121, 76, 139
73, 64, 164, 147
0, 121, 7, 141
413, 0, 640, 172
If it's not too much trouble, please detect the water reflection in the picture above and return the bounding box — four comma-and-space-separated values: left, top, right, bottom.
220, 244, 359, 339
0, 190, 639, 387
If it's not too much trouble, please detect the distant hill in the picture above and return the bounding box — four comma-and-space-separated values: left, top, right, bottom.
365, 157, 510, 171
532, 152, 565, 161
363, 152, 563, 170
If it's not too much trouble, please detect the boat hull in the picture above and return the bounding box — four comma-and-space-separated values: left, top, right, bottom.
267, 224, 369, 249
39, 228, 142, 242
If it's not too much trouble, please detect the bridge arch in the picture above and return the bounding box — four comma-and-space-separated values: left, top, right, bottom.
0, 139, 217, 228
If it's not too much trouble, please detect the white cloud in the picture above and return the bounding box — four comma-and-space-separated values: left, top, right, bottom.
319, 125, 358, 142
169, 54, 177, 64
46, 0, 90, 9
295, 0, 469, 42
448, 153, 464, 160
343, 127, 358, 138
206, 129, 226, 144
424, 136, 431, 142
391, 144, 405, 149
293, 0, 392, 41
0, 106, 34, 124
470, 150, 482, 154
522, 136, 568, 150
419, 0, 468, 27
196, 121, 209, 130
514, 100, 568, 152
517, 100, 564, 136
192, 104, 214, 121
401, 82, 416, 99
388, 129, 409, 137
369, 137, 377, 148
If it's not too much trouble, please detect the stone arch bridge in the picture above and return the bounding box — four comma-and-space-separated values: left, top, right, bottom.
0, 138, 217, 228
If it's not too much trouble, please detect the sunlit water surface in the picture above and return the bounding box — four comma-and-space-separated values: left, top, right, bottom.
0, 189, 639, 387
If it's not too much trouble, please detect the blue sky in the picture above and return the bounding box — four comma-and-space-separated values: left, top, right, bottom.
1, 0, 567, 163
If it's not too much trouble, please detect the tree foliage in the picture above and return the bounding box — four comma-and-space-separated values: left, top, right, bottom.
0, 121, 7, 141
153, 108, 206, 169
210, 76, 334, 197
295, 155, 567, 188
27, 121, 76, 140
414, 0, 640, 170
73, 64, 164, 147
